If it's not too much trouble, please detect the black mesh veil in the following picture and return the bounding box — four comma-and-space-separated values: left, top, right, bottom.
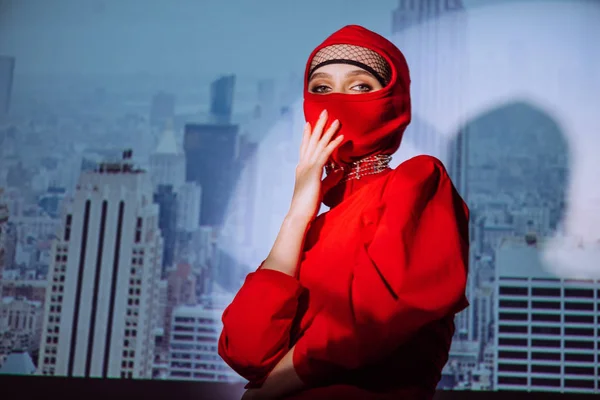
308, 44, 392, 87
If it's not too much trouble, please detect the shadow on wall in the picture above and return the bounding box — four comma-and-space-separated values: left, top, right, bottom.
447, 100, 570, 274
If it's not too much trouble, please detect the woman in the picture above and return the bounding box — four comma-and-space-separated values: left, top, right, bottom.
218, 25, 469, 399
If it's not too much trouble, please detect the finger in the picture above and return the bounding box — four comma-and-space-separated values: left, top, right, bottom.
306, 109, 328, 158
299, 122, 311, 160
312, 119, 340, 162
318, 134, 345, 165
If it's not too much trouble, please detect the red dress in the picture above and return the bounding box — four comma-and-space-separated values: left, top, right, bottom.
218, 155, 470, 399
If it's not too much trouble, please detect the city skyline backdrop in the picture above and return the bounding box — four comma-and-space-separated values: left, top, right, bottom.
1, 0, 599, 395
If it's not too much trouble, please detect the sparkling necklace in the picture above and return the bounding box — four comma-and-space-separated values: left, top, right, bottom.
325, 154, 392, 183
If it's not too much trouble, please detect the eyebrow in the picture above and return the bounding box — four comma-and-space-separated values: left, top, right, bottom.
309, 69, 376, 81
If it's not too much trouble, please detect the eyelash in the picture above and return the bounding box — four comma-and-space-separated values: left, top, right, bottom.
311, 83, 373, 93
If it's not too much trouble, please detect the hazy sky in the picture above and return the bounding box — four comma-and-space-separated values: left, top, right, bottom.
0, 0, 518, 77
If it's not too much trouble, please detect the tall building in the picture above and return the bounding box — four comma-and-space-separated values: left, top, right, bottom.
495, 235, 599, 393
454, 250, 477, 341
163, 263, 197, 353
0, 297, 44, 356
150, 123, 202, 233
448, 125, 469, 201
0, 187, 8, 282
150, 91, 176, 129
149, 122, 186, 190
176, 182, 201, 233
184, 123, 239, 227
210, 75, 235, 124
391, 0, 469, 199
392, 0, 464, 33
168, 304, 240, 382
0, 56, 15, 117
37, 151, 164, 379
153, 185, 177, 275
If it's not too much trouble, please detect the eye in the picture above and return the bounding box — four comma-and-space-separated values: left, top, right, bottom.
350, 83, 373, 93
310, 84, 332, 94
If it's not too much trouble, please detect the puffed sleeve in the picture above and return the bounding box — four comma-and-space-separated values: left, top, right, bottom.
292, 155, 470, 385
218, 265, 306, 385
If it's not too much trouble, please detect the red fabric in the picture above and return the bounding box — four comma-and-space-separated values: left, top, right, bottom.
303, 25, 411, 167
218, 155, 470, 398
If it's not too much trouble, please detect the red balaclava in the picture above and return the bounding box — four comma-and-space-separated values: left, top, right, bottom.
303, 25, 412, 167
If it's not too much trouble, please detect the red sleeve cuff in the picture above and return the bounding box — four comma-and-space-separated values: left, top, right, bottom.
247, 267, 305, 297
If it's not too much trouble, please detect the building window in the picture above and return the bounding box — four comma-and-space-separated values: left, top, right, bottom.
531, 352, 560, 361
498, 363, 527, 373
532, 301, 560, 310
498, 376, 526, 385
531, 339, 560, 348
531, 364, 560, 374
565, 366, 594, 376
565, 340, 594, 350
499, 286, 528, 296
499, 299, 527, 308
498, 351, 527, 360
499, 312, 528, 322
499, 338, 527, 346
564, 302, 594, 311
531, 326, 560, 335
564, 353, 593, 362
531, 377, 560, 387
565, 314, 593, 324
565, 379, 595, 389
565, 327, 594, 337
564, 288, 593, 298
499, 325, 527, 334
532, 314, 560, 322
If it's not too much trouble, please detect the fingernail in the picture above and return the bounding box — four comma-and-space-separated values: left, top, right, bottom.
332, 119, 339, 126
320, 109, 328, 118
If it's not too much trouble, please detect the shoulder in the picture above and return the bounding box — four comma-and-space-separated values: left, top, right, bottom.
382, 155, 468, 221
385, 155, 450, 195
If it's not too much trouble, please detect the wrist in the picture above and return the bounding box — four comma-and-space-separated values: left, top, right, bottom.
284, 211, 313, 228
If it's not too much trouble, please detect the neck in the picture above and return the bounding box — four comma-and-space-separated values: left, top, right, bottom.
325, 154, 392, 183
323, 154, 392, 208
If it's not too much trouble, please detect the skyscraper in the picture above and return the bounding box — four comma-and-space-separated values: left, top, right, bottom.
210, 75, 236, 124
0, 187, 8, 284
184, 123, 239, 227
168, 304, 240, 382
0, 56, 15, 117
392, 0, 464, 33
162, 263, 197, 353
495, 235, 599, 393
149, 122, 186, 190
176, 182, 202, 233
37, 151, 163, 379
391, 0, 469, 198
153, 185, 177, 275
150, 91, 176, 129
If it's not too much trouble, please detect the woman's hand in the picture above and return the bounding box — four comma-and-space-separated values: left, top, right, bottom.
240, 345, 305, 400
288, 109, 344, 223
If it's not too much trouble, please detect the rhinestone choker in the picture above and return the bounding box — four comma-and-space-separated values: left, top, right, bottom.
325, 154, 392, 183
